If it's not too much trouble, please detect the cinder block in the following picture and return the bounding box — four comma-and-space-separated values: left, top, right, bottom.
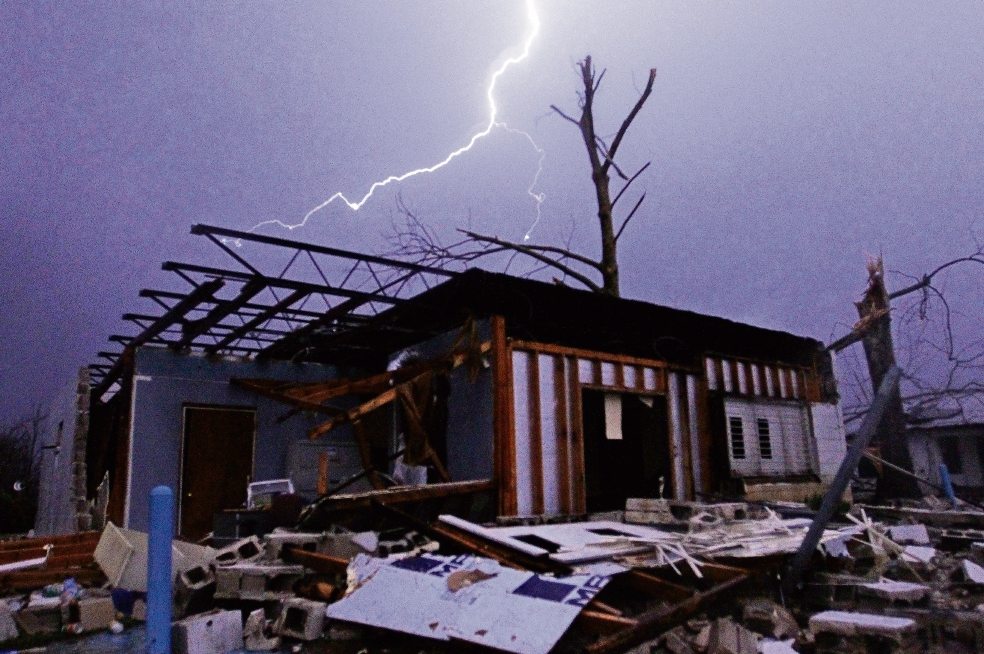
174, 564, 217, 617
12, 605, 60, 636
214, 564, 305, 601
809, 611, 915, 640
77, 597, 116, 631
214, 568, 243, 597
243, 608, 280, 651
214, 536, 264, 566
274, 598, 326, 641
858, 579, 929, 603
262, 531, 325, 561
172, 609, 244, 654
889, 524, 930, 545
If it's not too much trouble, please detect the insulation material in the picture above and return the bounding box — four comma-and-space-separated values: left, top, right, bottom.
326, 553, 610, 654
511, 350, 534, 516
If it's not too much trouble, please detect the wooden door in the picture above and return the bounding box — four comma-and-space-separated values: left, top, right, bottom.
180, 406, 255, 540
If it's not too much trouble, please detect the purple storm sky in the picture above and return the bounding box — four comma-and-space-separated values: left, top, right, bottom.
2, 1, 982, 422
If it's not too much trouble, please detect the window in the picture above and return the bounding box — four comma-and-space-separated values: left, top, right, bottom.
723, 398, 813, 478
729, 416, 746, 459
757, 418, 773, 460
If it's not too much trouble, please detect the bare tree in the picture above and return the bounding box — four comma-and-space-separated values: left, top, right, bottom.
831, 244, 984, 497
391, 56, 657, 298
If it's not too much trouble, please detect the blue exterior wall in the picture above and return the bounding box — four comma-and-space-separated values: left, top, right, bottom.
125, 347, 353, 531
390, 322, 494, 482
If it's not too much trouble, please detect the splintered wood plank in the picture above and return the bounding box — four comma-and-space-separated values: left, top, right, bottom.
491, 315, 517, 516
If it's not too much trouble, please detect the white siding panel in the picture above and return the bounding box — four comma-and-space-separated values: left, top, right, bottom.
777, 404, 811, 473
539, 355, 561, 515
511, 350, 534, 516
722, 360, 733, 393
705, 359, 718, 391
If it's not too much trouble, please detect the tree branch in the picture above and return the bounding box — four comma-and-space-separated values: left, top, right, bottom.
458, 230, 602, 292
601, 68, 657, 176
611, 162, 651, 208
614, 193, 646, 242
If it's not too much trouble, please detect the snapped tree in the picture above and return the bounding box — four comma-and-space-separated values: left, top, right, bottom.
392, 56, 657, 298
831, 245, 984, 498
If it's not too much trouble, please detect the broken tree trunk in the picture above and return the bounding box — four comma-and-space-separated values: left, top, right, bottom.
856, 258, 921, 499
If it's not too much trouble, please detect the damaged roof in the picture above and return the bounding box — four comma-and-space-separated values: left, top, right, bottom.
91, 223, 824, 392
274, 268, 825, 369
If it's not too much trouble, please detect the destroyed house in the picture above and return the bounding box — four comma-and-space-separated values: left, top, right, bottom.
45, 224, 848, 538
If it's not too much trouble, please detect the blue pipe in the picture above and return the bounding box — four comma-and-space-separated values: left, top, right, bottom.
939, 463, 959, 510
147, 486, 174, 654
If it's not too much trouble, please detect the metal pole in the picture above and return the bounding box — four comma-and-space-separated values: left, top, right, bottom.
783, 365, 901, 596
147, 486, 174, 654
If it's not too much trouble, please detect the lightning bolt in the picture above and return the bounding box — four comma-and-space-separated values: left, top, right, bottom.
248, 0, 544, 236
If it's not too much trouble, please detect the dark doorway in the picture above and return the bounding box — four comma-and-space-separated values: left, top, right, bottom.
180, 406, 255, 541
582, 390, 670, 512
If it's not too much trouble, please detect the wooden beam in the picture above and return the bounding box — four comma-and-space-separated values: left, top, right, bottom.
586, 570, 750, 654
306, 342, 492, 440
230, 378, 344, 416
510, 340, 676, 371
280, 545, 349, 575
491, 315, 517, 516
555, 356, 571, 514
574, 611, 639, 636
312, 479, 495, 513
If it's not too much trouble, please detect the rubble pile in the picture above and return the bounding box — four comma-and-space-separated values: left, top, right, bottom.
6, 497, 984, 653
